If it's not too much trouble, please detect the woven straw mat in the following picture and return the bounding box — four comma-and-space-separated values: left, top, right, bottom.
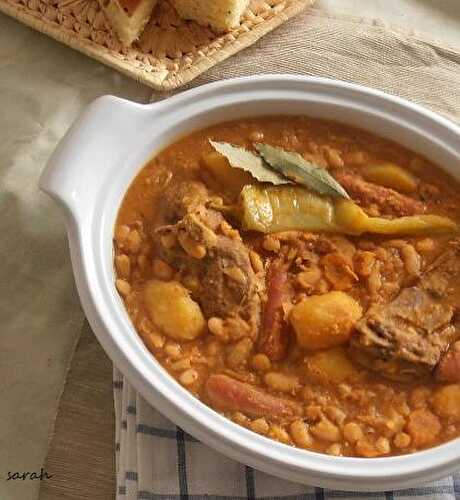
0, 0, 315, 90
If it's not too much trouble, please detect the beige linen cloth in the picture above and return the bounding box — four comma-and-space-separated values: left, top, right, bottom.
40, 7, 460, 500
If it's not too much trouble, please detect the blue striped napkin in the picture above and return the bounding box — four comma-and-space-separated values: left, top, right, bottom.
113, 368, 459, 500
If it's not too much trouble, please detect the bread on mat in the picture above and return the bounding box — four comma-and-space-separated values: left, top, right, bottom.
170, 0, 250, 32
99, 0, 158, 46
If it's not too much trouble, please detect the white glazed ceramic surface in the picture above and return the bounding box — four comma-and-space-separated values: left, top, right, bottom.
40, 76, 460, 491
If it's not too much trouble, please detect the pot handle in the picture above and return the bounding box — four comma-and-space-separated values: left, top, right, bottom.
39, 95, 153, 221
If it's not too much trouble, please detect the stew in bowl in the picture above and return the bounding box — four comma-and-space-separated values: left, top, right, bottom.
113, 115, 460, 459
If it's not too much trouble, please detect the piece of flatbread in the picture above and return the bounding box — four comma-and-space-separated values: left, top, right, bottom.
170, 0, 250, 32
99, 0, 158, 46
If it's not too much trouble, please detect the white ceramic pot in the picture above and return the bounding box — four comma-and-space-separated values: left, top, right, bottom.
39, 75, 460, 491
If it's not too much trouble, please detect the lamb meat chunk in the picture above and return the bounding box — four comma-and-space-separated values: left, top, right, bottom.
200, 233, 262, 322
162, 181, 209, 220
351, 292, 455, 380
156, 181, 263, 338
351, 243, 460, 381
334, 172, 426, 216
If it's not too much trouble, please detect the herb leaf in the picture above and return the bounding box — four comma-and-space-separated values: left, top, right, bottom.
255, 143, 350, 199
209, 140, 289, 186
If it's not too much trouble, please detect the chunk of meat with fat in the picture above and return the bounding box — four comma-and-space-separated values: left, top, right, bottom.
205, 374, 302, 419
163, 181, 209, 220
157, 181, 263, 337
258, 261, 291, 361
351, 243, 460, 380
334, 172, 425, 216
200, 235, 260, 322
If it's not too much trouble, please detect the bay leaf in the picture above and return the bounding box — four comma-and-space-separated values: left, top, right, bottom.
209, 140, 289, 186
255, 143, 350, 199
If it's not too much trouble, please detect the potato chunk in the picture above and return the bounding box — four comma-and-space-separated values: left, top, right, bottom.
144, 280, 206, 341
431, 384, 460, 422
290, 291, 362, 350
202, 151, 253, 193
304, 347, 359, 384
405, 409, 441, 447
